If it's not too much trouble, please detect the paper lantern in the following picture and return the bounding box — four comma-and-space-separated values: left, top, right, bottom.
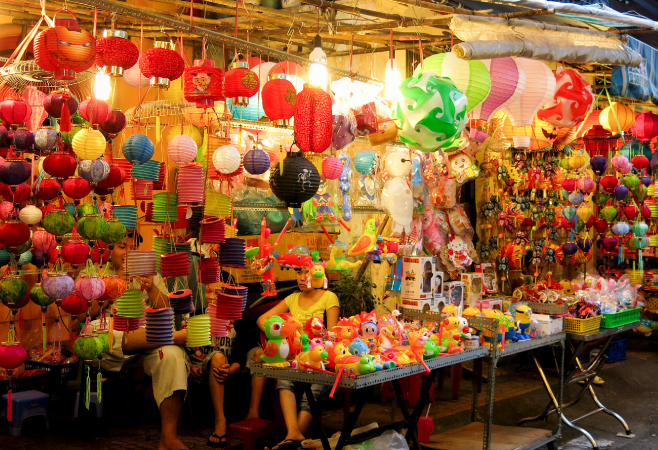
113, 205, 138, 229
42, 272, 75, 300
72, 128, 106, 160
18, 204, 42, 226
167, 124, 202, 148
32, 229, 56, 252
415, 52, 491, 112
145, 308, 175, 345
471, 57, 526, 122
243, 148, 270, 176
384, 150, 412, 178
62, 176, 91, 201
583, 125, 618, 157
101, 276, 126, 302
590, 156, 607, 176
186, 205, 204, 228
34, 127, 58, 152
95, 29, 139, 76
0, 220, 30, 247
140, 42, 185, 89
123, 54, 150, 87
186, 314, 211, 348
502, 58, 556, 129
33, 178, 61, 201
262, 73, 297, 126
131, 160, 161, 181
95, 164, 126, 192
600, 102, 635, 133
177, 163, 204, 203
17, 250, 31, 266
224, 60, 259, 106
11, 129, 33, 151
631, 111, 658, 141
78, 99, 111, 125
321, 156, 343, 180
43, 151, 77, 179
218, 238, 246, 268
43, 91, 78, 124
131, 179, 153, 200
537, 68, 594, 128
619, 139, 652, 161
391, 71, 468, 151
100, 110, 127, 138
212, 145, 241, 174
75, 276, 106, 302
200, 217, 226, 244
0, 201, 13, 220
61, 238, 90, 266
294, 85, 331, 153
0, 98, 32, 126
168, 135, 198, 164
183, 59, 225, 108
227, 90, 265, 122
151, 193, 178, 221
77, 214, 109, 240
123, 134, 154, 165
0, 182, 30, 203
270, 152, 320, 208
0, 159, 31, 186
160, 252, 190, 278
198, 257, 220, 283
125, 250, 157, 277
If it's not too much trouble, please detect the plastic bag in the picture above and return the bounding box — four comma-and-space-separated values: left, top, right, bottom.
232, 188, 287, 235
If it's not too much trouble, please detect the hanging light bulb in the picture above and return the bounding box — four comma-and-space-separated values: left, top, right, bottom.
94, 72, 112, 101
384, 58, 401, 101
308, 35, 328, 89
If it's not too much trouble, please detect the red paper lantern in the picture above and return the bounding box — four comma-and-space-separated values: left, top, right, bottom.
44, 90, 79, 118
0, 220, 30, 247
537, 68, 594, 128
32, 229, 57, 252
160, 252, 190, 277
0, 98, 32, 126
43, 151, 77, 179
95, 29, 139, 77
294, 85, 332, 153
91, 246, 110, 264
139, 42, 185, 89
600, 175, 619, 193
61, 239, 90, 266
95, 164, 125, 192
1, 291, 30, 309
0, 183, 30, 203
33, 178, 61, 201
79, 99, 112, 125
183, 59, 224, 109
262, 74, 297, 127
61, 294, 88, 315
322, 156, 343, 180
99, 109, 127, 138
583, 125, 618, 157
632, 155, 649, 169
33, 11, 96, 81
0, 342, 28, 371
632, 111, 658, 142
63, 176, 91, 200
224, 60, 259, 106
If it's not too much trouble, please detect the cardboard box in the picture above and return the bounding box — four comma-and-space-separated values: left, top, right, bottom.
476, 298, 503, 311
433, 296, 451, 313
443, 281, 464, 308
529, 314, 564, 338
475, 263, 498, 294
433, 272, 444, 298
401, 256, 436, 300
461, 273, 484, 306
402, 297, 436, 312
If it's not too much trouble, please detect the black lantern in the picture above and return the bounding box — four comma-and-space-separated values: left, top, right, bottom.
270, 151, 320, 208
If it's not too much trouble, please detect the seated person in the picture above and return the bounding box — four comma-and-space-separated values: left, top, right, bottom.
256, 266, 339, 450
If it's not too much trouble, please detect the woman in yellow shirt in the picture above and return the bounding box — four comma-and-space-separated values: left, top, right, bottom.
256, 267, 340, 450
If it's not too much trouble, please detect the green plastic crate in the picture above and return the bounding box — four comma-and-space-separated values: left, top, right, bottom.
600, 307, 641, 329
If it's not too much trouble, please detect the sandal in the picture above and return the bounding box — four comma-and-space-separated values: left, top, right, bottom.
206, 433, 227, 448
274, 439, 303, 450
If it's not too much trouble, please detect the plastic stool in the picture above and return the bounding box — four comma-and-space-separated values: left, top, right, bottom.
1, 390, 49, 436
226, 418, 276, 450
381, 373, 435, 408
74, 391, 103, 418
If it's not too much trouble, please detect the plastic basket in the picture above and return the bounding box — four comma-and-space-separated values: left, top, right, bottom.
605, 338, 627, 363
24, 360, 78, 393
0, 373, 47, 393
600, 307, 641, 329
564, 316, 602, 334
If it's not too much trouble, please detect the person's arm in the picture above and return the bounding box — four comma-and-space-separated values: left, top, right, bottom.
136, 275, 168, 308
122, 328, 187, 354
326, 306, 339, 330
256, 300, 289, 332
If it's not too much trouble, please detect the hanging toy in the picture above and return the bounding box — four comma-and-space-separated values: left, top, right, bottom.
327, 240, 362, 272
338, 153, 352, 222
348, 219, 379, 257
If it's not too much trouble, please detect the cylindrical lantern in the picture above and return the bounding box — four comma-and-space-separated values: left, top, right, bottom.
227, 90, 264, 122
43, 151, 77, 179
244, 148, 270, 175
218, 238, 246, 268
79, 99, 112, 125
0, 98, 32, 126
0, 158, 31, 186
63, 176, 91, 200
183, 59, 225, 108
95, 29, 139, 77
224, 60, 259, 107
125, 250, 157, 277
600, 102, 635, 133
145, 308, 175, 345
168, 289, 194, 314
18, 204, 42, 226
167, 124, 203, 148
151, 192, 178, 221
270, 152, 320, 207
33, 178, 61, 201
471, 57, 526, 122
294, 85, 332, 153
131, 160, 161, 181
123, 54, 150, 87
168, 134, 198, 164
139, 41, 185, 89
113, 204, 138, 229
198, 257, 220, 283
0, 220, 30, 247
200, 217, 226, 244
34, 127, 58, 152
72, 128, 106, 160
177, 163, 204, 203
185, 314, 211, 348
100, 109, 127, 138
131, 179, 153, 200
502, 58, 557, 128
160, 252, 190, 278
123, 134, 154, 165
212, 145, 241, 174
262, 73, 297, 127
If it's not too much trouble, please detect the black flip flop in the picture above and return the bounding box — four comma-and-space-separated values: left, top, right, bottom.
275, 439, 303, 450
206, 433, 227, 448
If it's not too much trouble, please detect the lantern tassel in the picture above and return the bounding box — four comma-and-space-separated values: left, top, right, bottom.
618, 243, 623, 265
42, 312, 47, 354
97, 367, 102, 403
7, 387, 12, 423
60, 102, 72, 133
640, 250, 644, 278
85, 365, 91, 410
108, 314, 114, 354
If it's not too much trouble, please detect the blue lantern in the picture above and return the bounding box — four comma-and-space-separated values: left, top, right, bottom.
113, 205, 138, 230
18, 251, 32, 266
123, 134, 154, 165
78, 158, 110, 183
0, 249, 9, 266
243, 148, 270, 175
131, 160, 161, 181
35, 127, 58, 152
227, 90, 265, 122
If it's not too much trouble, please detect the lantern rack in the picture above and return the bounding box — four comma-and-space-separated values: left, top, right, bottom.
231, 202, 385, 214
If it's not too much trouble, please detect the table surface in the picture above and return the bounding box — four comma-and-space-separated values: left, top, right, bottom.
566, 322, 640, 341
496, 333, 566, 358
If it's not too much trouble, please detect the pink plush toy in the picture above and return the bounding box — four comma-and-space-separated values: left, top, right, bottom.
422, 209, 445, 253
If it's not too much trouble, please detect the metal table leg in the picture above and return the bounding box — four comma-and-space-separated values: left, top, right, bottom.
302, 383, 333, 450
331, 386, 366, 450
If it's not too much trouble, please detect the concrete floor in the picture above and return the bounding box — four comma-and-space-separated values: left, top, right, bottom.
2, 334, 657, 449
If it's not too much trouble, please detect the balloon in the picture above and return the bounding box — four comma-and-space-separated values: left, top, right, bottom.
381, 177, 413, 235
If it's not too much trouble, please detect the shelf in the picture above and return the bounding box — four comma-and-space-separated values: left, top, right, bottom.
231, 202, 385, 214
422, 423, 556, 450
567, 321, 640, 342
249, 346, 488, 389
496, 333, 566, 358
524, 302, 567, 316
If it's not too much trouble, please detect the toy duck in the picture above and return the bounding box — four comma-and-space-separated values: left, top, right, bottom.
328, 241, 363, 272
348, 337, 370, 357
324, 341, 349, 370
347, 219, 378, 257
378, 325, 398, 352
292, 335, 329, 371
261, 315, 294, 367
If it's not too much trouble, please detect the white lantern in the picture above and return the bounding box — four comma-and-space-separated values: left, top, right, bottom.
123, 55, 150, 88
168, 135, 198, 164
384, 149, 412, 178
19, 204, 43, 226
212, 145, 241, 174
251, 62, 277, 89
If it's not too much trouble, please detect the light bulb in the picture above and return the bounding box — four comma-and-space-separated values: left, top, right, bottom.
94, 72, 112, 101
384, 58, 401, 101
308, 35, 328, 89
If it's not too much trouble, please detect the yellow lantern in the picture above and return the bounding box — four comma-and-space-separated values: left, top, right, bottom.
576, 204, 593, 223
72, 128, 106, 160
568, 154, 586, 170
599, 102, 635, 133
167, 124, 203, 147
161, 77, 182, 101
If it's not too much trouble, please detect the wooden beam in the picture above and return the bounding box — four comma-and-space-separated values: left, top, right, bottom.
328, 41, 446, 56
294, 0, 439, 23
495, 8, 554, 18
390, 0, 490, 16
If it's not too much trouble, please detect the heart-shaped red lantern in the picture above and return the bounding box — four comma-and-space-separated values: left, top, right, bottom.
631, 155, 649, 170
0, 182, 30, 203
43, 151, 77, 179
33, 11, 96, 80
624, 204, 639, 221
44, 90, 79, 118
593, 218, 608, 234
600, 175, 619, 193
140, 42, 185, 89
63, 176, 91, 200
101, 276, 126, 301
641, 205, 651, 220
262, 73, 297, 127
294, 85, 332, 153
33, 178, 61, 201
0, 220, 30, 247
601, 236, 619, 252
0, 342, 28, 371
61, 239, 90, 266
61, 294, 88, 315
224, 60, 259, 106
79, 99, 112, 125
95, 164, 125, 192
95, 29, 139, 77
183, 59, 225, 109
99, 110, 127, 138
0, 98, 32, 127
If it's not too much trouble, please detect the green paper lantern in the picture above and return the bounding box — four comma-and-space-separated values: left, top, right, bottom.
30, 285, 54, 309
42, 209, 75, 236
77, 215, 109, 241
592, 192, 609, 206
560, 158, 570, 170
73, 334, 104, 360
97, 330, 111, 353
622, 175, 640, 191
391, 71, 467, 152
13, 238, 32, 255
77, 203, 97, 216
414, 52, 491, 112
61, 124, 84, 146
600, 206, 618, 223
632, 222, 649, 237
633, 184, 648, 202
562, 206, 577, 221
102, 219, 127, 244
574, 216, 585, 233
0, 276, 28, 306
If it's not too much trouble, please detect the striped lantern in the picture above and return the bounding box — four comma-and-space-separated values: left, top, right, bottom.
113, 204, 138, 229
471, 57, 526, 122
131, 160, 161, 181
132, 179, 153, 200
177, 163, 204, 203
152, 192, 178, 221
204, 191, 232, 219
168, 135, 198, 165
171, 205, 189, 230
600, 102, 635, 133
160, 252, 190, 278
125, 250, 157, 277
502, 58, 556, 128
168, 289, 194, 314
198, 257, 220, 283
200, 217, 226, 244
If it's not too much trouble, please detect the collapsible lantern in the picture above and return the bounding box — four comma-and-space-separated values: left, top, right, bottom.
113, 205, 137, 229
131, 180, 153, 201
0, 158, 31, 186
183, 59, 224, 108
198, 257, 220, 283
79, 99, 112, 125
294, 85, 331, 153
33, 178, 61, 201
0, 98, 32, 126
131, 160, 161, 181
42, 209, 75, 236
32, 229, 56, 252
160, 252, 190, 278
600, 102, 635, 133
18, 204, 42, 226
77, 214, 109, 240
270, 152, 320, 208
243, 148, 270, 175
95, 29, 139, 77
34, 127, 58, 152
139, 41, 185, 89
537, 68, 594, 128
200, 217, 225, 244
0, 182, 30, 203
322, 156, 343, 180
95, 164, 126, 192
224, 60, 259, 107
177, 163, 203, 203
63, 176, 91, 201
123, 134, 154, 165
212, 145, 241, 174
632, 111, 658, 141
100, 110, 127, 139
125, 250, 157, 277
43, 151, 77, 179
262, 73, 297, 127
168, 135, 198, 164
72, 128, 106, 160
61, 239, 90, 266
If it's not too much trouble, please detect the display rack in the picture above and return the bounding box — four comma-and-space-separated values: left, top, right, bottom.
524, 302, 568, 316
498, 333, 566, 357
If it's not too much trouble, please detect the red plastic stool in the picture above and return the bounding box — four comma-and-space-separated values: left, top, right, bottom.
225, 418, 277, 450
381, 373, 435, 408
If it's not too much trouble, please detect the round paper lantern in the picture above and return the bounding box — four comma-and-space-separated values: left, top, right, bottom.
294, 85, 332, 153
63, 176, 91, 200
392, 71, 467, 151
167, 124, 202, 148
224, 60, 259, 106
227, 91, 265, 122
123, 134, 154, 165
34, 127, 58, 152
18, 204, 42, 226
262, 73, 297, 126
78, 158, 110, 184
77, 214, 109, 241
32, 229, 56, 252
270, 152, 320, 208
42, 209, 74, 236
244, 148, 270, 176
322, 156, 343, 180
0, 158, 31, 186
103, 218, 126, 244
95, 29, 139, 76
100, 109, 127, 138
354, 151, 376, 176
0, 182, 30, 203
502, 58, 556, 128
61, 294, 87, 315
0, 98, 32, 126
0, 201, 13, 220
33, 178, 61, 201
95, 164, 125, 192
576, 177, 595, 193
72, 128, 106, 160
12, 129, 34, 151
140, 42, 185, 89
600, 102, 635, 133
384, 150, 412, 178
183, 59, 225, 108
43, 151, 77, 179
61, 239, 90, 266
168, 135, 198, 164
79, 99, 112, 125
537, 68, 594, 128
73, 334, 104, 360
75, 276, 106, 302
0, 220, 30, 247
30, 285, 53, 309
124, 54, 150, 87
631, 110, 658, 141
212, 145, 241, 174
615, 185, 629, 201
632, 155, 650, 170
0, 341, 27, 376
471, 57, 526, 122
102, 276, 127, 301
415, 52, 491, 112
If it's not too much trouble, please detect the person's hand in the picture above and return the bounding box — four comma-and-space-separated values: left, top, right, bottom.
136, 276, 155, 292
189, 365, 203, 383
212, 364, 231, 383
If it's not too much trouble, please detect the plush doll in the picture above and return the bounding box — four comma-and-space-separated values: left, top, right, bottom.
333, 317, 359, 344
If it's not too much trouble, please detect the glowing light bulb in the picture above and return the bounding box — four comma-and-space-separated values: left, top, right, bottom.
384, 58, 401, 101
94, 72, 112, 101
308, 35, 328, 89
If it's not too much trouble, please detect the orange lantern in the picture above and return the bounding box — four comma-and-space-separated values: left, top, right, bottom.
599, 102, 635, 133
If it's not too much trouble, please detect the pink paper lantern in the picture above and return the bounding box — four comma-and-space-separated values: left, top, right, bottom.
75, 276, 106, 302
168, 134, 198, 164
32, 229, 57, 252
502, 58, 556, 128
537, 68, 594, 128
631, 111, 658, 141
322, 156, 343, 180
471, 57, 526, 122
0, 201, 14, 221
